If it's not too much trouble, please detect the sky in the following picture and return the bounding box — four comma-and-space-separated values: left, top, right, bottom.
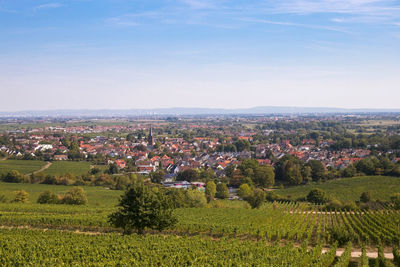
0, 0, 400, 111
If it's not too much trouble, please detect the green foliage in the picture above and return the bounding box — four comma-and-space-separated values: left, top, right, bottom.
205, 181, 216, 203
108, 182, 176, 234
245, 189, 266, 209
60, 187, 88, 205
237, 183, 252, 199
215, 183, 229, 199
333, 242, 352, 267
0, 194, 7, 203
254, 165, 275, 188
275, 176, 400, 202
185, 188, 207, 208
306, 160, 325, 181
12, 190, 29, 203
307, 188, 329, 204
37, 191, 59, 204
176, 169, 199, 182
360, 191, 372, 203
2, 170, 24, 183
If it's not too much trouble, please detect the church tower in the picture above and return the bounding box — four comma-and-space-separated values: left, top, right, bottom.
148, 125, 154, 146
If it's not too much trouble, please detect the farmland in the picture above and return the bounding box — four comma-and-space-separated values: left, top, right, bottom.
43, 161, 91, 176
0, 160, 47, 175
275, 176, 400, 202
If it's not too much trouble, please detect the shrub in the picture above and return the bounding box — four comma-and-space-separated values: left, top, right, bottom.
360, 191, 372, 203
3, 170, 24, 183
185, 188, 207, 208
306, 188, 329, 204
37, 191, 60, 204
205, 181, 216, 203
237, 183, 252, 199
245, 189, 266, 209
61, 187, 88, 205
12, 190, 29, 203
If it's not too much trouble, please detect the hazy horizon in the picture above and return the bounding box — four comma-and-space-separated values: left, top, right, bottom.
1, 0, 400, 111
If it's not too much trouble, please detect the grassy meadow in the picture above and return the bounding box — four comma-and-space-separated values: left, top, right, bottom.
0, 160, 47, 175
42, 161, 91, 176
275, 176, 400, 202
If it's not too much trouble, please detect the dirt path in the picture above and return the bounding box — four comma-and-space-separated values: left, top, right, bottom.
321, 248, 393, 260
0, 157, 7, 161
30, 161, 52, 175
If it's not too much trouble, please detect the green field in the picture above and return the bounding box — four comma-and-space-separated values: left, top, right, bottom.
43, 161, 91, 176
275, 176, 400, 202
0, 160, 47, 175
0, 182, 120, 208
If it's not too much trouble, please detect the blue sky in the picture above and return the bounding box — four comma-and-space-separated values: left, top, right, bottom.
1, 0, 400, 111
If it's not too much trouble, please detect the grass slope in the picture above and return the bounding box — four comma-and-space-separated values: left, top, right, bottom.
43, 161, 91, 176
275, 176, 400, 202
0, 182, 121, 208
0, 160, 46, 175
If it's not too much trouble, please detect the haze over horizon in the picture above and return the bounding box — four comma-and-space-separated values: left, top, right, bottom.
1, 0, 400, 111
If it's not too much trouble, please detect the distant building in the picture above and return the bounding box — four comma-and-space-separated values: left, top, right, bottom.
148, 125, 154, 147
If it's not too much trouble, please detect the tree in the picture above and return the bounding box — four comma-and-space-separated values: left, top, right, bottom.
61, 187, 88, 205
108, 183, 177, 234
37, 191, 59, 204
307, 188, 329, 204
306, 160, 325, 181
245, 189, 265, 209
360, 191, 372, 203
282, 160, 303, 185
215, 183, 229, 199
150, 169, 165, 184
237, 183, 252, 199
342, 165, 357, 178
205, 181, 216, 203
176, 169, 199, 182
12, 190, 29, 203
185, 188, 207, 207
234, 139, 250, 152
254, 166, 275, 188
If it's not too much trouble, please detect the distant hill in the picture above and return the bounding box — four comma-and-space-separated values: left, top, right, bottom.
1, 106, 400, 117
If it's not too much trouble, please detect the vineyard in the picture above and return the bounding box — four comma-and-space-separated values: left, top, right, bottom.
1, 201, 400, 248
0, 228, 367, 266
1, 183, 400, 265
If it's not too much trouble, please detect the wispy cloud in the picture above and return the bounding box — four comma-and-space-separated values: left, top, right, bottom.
179, 0, 217, 10
34, 3, 63, 10
242, 18, 350, 33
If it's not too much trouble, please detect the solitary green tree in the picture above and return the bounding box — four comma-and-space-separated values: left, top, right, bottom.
215, 183, 229, 199
205, 181, 216, 203
109, 183, 177, 234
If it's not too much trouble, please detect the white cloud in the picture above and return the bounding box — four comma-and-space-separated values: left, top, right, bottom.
34, 3, 63, 10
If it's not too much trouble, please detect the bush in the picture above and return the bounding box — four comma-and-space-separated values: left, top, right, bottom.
12, 190, 29, 203
306, 188, 329, 204
360, 191, 372, 203
185, 188, 207, 208
61, 187, 88, 205
215, 183, 229, 199
37, 191, 60, 204
3, 170, 24, 183
328, 225, 356, 246
237, 183, 252, 199
245, 189, 266, 209
205, 181, 216, 203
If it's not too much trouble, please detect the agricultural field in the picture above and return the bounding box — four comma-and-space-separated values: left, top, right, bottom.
1, 182, 400, 265
0, 160, 47, 175
43, 161, 91, 176
275, 176, 400, 202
